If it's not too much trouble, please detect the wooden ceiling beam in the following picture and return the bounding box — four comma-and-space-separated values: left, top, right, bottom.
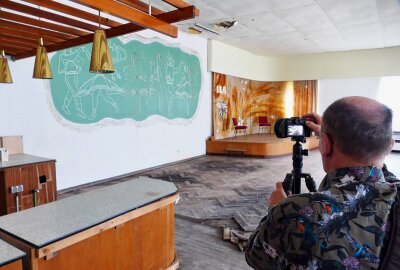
13, 5, 198, 60
117, 0, 164, 16
22, 0, 121, 28
0, 34, 39, 47
0, 27, 62, 44
0, 38, 35, 51
0, 10, 89, 37
72, 0, 177, 38
0, 0, 100, 32
0, 37, 37, 50
0, 19, 74, 41
0, 44, 24, 54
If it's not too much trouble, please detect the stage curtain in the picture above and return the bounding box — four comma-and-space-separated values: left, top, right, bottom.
293, 80, 317, 117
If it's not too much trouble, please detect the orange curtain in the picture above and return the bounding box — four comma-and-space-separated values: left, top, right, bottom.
293, 80, 317, 117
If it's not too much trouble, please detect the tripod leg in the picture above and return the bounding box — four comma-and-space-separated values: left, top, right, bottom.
282, 173, 294, 195
303, 173, 317, 192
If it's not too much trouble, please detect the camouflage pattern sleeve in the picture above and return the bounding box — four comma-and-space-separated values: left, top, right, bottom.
246, 194, 326, 269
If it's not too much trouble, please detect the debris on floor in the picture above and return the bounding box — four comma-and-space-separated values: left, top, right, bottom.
223, 227, 252, 252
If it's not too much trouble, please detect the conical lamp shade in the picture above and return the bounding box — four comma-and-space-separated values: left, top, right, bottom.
33, 38, 53, 79
90, 29, 114, 73
0, 51, 13, 84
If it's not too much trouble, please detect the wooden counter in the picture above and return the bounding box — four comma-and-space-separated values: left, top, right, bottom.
0, 154, 57, 215
0, 177, 178, 270
0, 239, 25, 270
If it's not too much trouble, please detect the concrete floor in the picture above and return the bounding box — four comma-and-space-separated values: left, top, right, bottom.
59, 151, 400, 270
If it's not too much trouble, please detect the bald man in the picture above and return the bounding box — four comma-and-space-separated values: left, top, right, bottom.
246, 96, 397, 270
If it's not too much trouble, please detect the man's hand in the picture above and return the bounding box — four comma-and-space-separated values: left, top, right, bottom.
269, 182, 288, 207
303, 112, 322, 136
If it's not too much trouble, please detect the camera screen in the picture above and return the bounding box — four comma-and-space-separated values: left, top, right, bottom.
287, 125, 304, 136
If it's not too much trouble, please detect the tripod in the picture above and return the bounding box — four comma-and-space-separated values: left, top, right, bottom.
282, 137, 317, 195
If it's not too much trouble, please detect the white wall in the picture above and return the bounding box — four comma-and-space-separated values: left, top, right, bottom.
0, 30, 211, 190
318, 77, 400, 131
208, 40, 280, 81
208, 40, 400, 81
317, 77, 381, 113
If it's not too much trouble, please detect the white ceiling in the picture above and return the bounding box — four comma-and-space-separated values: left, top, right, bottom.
155, 0, 400, 56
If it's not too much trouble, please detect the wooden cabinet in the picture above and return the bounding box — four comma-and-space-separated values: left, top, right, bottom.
0, 154, 56, 215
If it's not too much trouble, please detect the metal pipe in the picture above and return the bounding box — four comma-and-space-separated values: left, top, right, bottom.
15, 195, 19, 212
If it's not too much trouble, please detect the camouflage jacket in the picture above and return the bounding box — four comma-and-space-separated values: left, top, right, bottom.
245, 166, 397, 270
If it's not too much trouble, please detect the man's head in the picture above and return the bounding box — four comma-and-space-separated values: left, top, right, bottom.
319, 96, 393, 171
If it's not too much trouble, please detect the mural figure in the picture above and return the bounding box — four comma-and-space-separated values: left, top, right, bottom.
77, 76, 125, 120
169, 65, 192, 116
109, 42, 127, 82
124, 50, 147, 81
148, 54, 163, 110
58, 47, 90, 118
165, 53, 184, 115
165, 53, 183, 92
76, 42, 127, 120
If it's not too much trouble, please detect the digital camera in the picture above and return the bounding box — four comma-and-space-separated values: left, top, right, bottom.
274, 117, 311, 138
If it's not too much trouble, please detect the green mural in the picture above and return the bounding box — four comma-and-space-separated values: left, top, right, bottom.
49, 37, 202, 124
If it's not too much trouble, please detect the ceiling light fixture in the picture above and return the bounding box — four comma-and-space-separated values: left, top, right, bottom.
194, 23, 220, 35
33, 38, 53, 79
33, 6, 53, 79
90, 11, 114, 73
0, 50, 13, 84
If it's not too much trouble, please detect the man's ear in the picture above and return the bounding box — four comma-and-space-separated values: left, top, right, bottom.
321, 132, 332, 156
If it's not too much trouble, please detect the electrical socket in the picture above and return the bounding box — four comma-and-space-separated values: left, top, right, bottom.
11, 185, 24, 194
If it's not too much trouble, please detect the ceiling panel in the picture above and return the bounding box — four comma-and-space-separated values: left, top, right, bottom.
272, 31, 317, 49
376, 0, 400, 21
237, 12, 296, 35
263, 0, 315, 11
302, 26, 343, 42
381, 19, 400, 46
339, 22, 385, 49
274, 4, 334, 31
317, 0, 379, 27
201, 0, 270, 18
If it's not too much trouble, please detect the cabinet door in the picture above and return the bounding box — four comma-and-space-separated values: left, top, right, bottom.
19, 165, 40, 211
36, 162, 57, 204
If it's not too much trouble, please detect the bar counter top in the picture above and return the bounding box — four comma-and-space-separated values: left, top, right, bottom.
0, 153, 55, 170
0, 239, 25, 267
0, 177, 177, 248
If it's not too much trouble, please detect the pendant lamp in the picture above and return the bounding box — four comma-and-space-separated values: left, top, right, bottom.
33, 38, 53, 79
90, 11, 114, 73
0, 50, 13, 84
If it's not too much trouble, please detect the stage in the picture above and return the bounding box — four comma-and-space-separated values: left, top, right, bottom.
206, 133, 319, 157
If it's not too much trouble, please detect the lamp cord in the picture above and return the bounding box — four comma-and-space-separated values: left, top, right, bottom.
149, 0, 152, 15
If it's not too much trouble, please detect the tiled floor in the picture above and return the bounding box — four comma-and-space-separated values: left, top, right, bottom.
58, 151, 400, 270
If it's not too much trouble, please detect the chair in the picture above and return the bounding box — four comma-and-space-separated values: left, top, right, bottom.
258, 116, 271, 134
232, 117, 247, 138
